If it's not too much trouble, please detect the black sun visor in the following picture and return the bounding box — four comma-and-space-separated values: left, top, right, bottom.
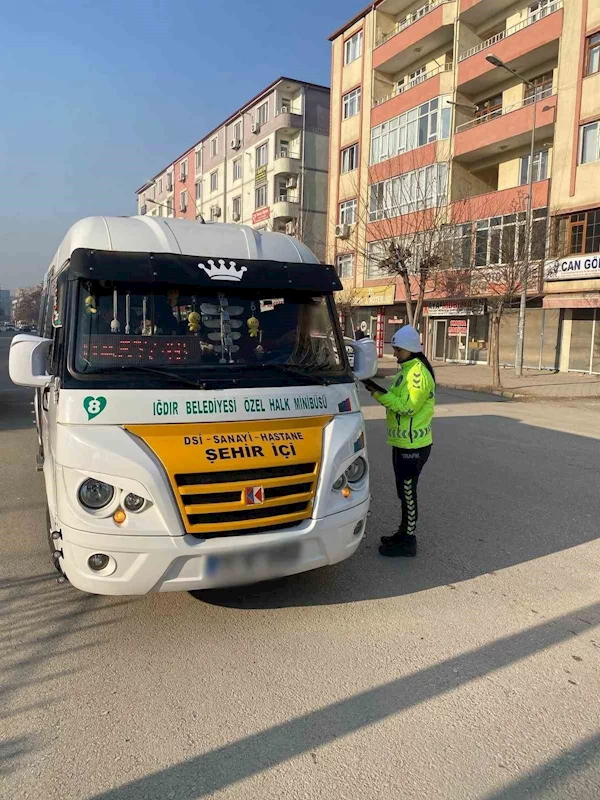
68, 248, 342, 293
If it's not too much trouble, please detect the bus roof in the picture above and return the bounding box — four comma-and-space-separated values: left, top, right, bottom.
50, 216, 321, 273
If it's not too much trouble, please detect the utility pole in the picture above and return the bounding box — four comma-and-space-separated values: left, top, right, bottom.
486, 54, 538, 377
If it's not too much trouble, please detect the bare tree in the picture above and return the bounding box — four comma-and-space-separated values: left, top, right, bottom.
13, 283, 43, 325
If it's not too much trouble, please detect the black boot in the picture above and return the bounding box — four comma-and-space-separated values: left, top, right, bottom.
380, 524, 406, 545
379, 532, 417, 557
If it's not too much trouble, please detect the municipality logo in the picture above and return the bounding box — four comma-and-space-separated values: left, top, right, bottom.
83, 396, 107, 421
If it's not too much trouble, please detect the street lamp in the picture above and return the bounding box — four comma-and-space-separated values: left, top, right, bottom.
486, 53, 537, 377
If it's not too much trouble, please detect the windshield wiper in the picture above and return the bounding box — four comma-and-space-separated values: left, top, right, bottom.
80, 365, 206, 389
254, 363, 328, 385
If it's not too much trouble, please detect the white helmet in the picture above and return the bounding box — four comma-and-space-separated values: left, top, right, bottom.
391, 325, 422, 353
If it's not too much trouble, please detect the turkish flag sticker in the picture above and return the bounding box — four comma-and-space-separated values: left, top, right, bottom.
244, 486, 265, 505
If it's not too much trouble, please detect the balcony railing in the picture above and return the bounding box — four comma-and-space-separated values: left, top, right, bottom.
275, 107, 302, 116
456, 88, 555, 132
276, 194, 299, 203
275, 151, 301, 160
458, 0, 563, 61
375, 0, 453, 48
373, 63, 453, 107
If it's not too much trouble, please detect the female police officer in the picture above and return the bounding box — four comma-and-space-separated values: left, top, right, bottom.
367, 325, 435, 558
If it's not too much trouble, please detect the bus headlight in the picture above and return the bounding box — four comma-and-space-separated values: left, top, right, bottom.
345, 456, 367, 484
332, 474, 347, 491
78, 478, 114, 510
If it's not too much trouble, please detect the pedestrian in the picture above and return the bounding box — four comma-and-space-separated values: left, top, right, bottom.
366, 325, 435, 557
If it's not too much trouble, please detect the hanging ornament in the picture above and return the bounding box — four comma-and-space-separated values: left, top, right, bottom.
84, 295, 97, 314
125, 292, 131, 334
247, 301, 260, 337
188, 311, 201, 332
110, 289, 120, 333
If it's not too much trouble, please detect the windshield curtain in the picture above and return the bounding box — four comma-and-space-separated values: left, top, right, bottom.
71, 281, 347, 379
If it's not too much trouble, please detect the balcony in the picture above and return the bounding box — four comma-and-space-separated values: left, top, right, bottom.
451, 180, 550, 223
273, 196, 299, 222
454, 94, 556, 162
459, 0, 520, 26
457, 1, 563, 94
372, 63, 453, 125
374, 0, 455, 74
273, 110, 303, 132
273, 152, 301, 176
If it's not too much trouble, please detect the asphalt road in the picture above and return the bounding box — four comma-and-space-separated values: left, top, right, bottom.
2, 331, 600, 800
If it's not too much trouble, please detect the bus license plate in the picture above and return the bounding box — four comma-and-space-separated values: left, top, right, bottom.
205, 542, 301, 580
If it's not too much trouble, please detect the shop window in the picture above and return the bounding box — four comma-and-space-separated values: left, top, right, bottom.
557, 209, 600, 256
569, 309, 595, 372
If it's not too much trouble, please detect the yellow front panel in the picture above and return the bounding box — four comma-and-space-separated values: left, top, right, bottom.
126, 416, 331, 535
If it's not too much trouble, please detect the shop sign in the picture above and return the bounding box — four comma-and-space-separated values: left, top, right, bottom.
255, 165, 267, 186
252, 207, 271, 225
352, 285, 395, 307
448, 319, 468, 337
424, 302, 484, 317
545, 253, 600, 281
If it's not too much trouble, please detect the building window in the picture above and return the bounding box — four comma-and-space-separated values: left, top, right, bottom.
368, 163, 448, 221
166, 173, 173, 191
343, 88, 361, 120
195, 181, 202, 201
255, 184, 268, 209
339, 199, 357, 225
524, 71, 554, 104
195, 150, 202, 171
256, 142, 268, 168
520, 149, 549, 184
370, 96, 451, 164
210, 171, 218, 192
580, 121, 600, 164
210, 206, 220, 222
341, 143, 359, 173
344, 31, 363, 65
472, 208, 547, 266
557, 209, 600, 256
179, 190, 188, 212
233, 120, 242, 141
256, 102, 269, 126
232, 196, 242, 219
586, 32, 600, 76
179, 159, 188, 181
210, 137, 218, 158
529, 0, 552, 21
233, 158, 242, 181
336, 253, 354, 279
158, 178, 163, 194
166, 198, 173, 216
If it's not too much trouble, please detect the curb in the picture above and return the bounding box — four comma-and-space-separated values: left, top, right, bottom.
437, 383, 525, 400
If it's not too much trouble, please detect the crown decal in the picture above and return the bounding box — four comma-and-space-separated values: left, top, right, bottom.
198, 259, 247, 281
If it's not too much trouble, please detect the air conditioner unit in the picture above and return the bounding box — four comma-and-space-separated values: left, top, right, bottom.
232, 211, 241, 222
231, 138, 241, 150
213, 206, 222, 218
280, 105, 290, 113
285, 175, 297, 189
179, 173, 187, 182
335, 223, 350, 239
251, 122, 260, 134
285, 221, 296, 235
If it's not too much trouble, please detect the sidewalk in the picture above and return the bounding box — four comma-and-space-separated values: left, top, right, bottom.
376, 358, 600, 400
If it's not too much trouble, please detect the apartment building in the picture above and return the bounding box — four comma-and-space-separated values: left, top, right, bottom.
136, 77, 330, 261
327, 0, 600, 372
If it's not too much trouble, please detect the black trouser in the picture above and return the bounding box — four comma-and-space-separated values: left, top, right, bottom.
392, 445, 431, 535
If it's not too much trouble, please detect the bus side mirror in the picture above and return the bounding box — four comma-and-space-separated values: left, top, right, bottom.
348, 337, 378, 380
9, 334, 53, 388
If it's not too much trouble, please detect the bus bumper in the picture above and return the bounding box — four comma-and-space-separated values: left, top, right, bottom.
58, 498, 369, 595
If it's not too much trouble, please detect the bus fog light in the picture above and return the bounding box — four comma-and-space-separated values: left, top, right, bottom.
124, 493, 145, 512
88, 553, 110, 571
353, 521, 364, 537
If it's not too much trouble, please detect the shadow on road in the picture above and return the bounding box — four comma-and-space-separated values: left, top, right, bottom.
85, 602, 600, 800
196, 413, 599, 609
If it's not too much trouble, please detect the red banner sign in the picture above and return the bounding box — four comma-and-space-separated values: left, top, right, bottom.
252, 207, 271, 225
448, 320, 467, 337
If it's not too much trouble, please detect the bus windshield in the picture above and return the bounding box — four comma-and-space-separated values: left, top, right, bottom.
71, 281, 348, 385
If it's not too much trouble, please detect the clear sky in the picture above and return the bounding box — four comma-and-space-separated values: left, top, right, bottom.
0, 0, 362, 290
